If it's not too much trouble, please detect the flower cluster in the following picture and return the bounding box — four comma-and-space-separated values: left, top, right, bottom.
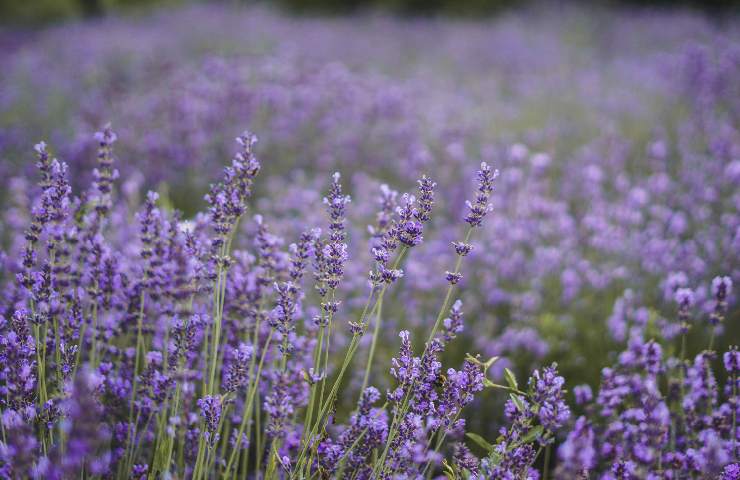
0, 126, 522, 478
555, 277, 739, 479
1, 5, 739, 477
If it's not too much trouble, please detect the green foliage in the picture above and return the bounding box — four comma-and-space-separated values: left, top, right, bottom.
465, 432, 494, 453
0, 0, 184, 25
0, 0, 78, 24
3, 0, 737, 25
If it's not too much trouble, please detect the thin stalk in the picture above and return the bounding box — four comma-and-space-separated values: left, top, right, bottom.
300, 325, 325, 452
374, 228, 472, 478
52, 316, 62, 388
360, 297, 383, 393
223, 329, 275, 477
206, 257, 227, 395
542, 444, 551, 480
421, 411, 462, 478
255, 396, 263, 477
732, 371, 737, 461
120, 288, 146, 479
334, 403, 388, 478
265, 331, 293, 474
297, 290, 388, 475
295, 246, 409, 477
293, 335, 362, 475
89, 302, 99, 367
194, 236, 233, 478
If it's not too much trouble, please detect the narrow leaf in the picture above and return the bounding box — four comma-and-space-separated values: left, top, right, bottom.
483, 356, 500, 369
503, 368, 518, 390
521, 425, 544, 444
510, 393, 525, 413
466, 432, 494, 453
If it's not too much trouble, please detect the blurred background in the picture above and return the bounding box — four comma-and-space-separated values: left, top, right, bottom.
1, 0, 739, 24
1, 0, 738, 445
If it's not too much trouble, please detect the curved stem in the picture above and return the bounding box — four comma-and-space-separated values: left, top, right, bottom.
374, 228, 473, 478
223, 329, 275, 477
360, 297, 383, 394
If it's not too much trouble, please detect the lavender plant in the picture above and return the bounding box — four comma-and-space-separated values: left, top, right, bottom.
1, 123, 738, 478
2, 5, 739, 408
1, 5, 739, 477
555, 278, 738, 479
0, 127, 574, 478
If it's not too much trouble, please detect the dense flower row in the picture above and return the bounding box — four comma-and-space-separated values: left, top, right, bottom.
1, 125, 737, 478
0, 128, 531, 478
557, 277, 738, 479
1, 5, 739, 478
2, 6, 738, 402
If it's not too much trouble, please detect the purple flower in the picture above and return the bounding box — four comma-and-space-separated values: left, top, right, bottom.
321, 172, 351, 289
60, 369, 111, 477
223, 343, 252, 393
91, 124, 118, 216
464, 162, 499, 228
445, 271, 463, 285
573, 384, 593, 405
530, 363, 570, 433
558, 416, 596, 475
721, 463, 740, 480
441, 299, 464, 343
197, 395, 222, 447
724, 346, 739, 373
205, 131, 260, 261
710, 275, 733, 326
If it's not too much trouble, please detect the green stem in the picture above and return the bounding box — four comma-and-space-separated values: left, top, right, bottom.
375, 228, 472, 478
294, 245, 408, 477
89, 301, 99, 367
297, 286, 391, 475
542, 443, 551, 480
293, 335, 362, 475
732, 371, 737, 461
300, 325, 325, 456
361, 297, 383, 394
223, 329, 274, 477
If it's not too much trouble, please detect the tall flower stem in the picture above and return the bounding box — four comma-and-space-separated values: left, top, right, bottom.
294, 246, 407, 476
374, 227, 473, 478
223, 328, 275, 477
316, 289, 337, 413
293, 293, 376, 474
360, 297, 383, 393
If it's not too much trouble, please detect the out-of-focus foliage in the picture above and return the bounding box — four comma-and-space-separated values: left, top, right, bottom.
2, 0, 739, 25
0, 0, 182, 24
0, 0, 79, 23
277, 0, 520, 15
1, 7, 739, 476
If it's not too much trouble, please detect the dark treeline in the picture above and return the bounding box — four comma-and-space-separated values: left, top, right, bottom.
1, 0, 738, 26
280, 0, 740, 15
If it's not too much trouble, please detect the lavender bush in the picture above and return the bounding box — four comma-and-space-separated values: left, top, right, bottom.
1, 3, 739, 478
0, 126, 563, 477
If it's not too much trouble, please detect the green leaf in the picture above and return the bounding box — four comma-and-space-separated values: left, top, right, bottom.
504, 368, 518, 390
484, 356, 500, 369
465, 432, 494, 453
510, 393, 525, 413
465, 353, 482, 366
484, 379, 507, 389
442, 459, 457, 480
521, 425, 544, 444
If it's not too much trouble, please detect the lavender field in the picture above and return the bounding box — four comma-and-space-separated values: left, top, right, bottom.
0, 3, 739, 479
